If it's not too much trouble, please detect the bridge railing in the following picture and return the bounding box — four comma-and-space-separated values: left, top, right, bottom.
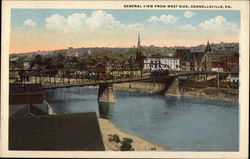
9, 66, 162, 87
9, 66, 238, 88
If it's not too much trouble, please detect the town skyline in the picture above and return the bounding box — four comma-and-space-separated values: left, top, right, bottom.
10, 9, 240, 53
10, 41, 239, 56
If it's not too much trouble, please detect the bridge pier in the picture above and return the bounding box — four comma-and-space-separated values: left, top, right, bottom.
98, 84, 116, 103
164, 77, 181, 96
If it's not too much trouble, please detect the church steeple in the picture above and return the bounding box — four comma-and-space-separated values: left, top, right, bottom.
135, 33, 144, 67
136, 33, 142, 54
205, 40, 212, 52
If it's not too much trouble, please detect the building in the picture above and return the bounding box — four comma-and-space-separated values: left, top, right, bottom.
135, 34, 145, 67
88, 49, 92, 56
9, 56, 19, 70
209, 42, 239, 72
9, 57, 32, 70
9, 84, 51, 118
211, 62, 224, 72
175, 41, 212, 72
210, 53, 239, 72
181, 51, 211, 72
144, 55, 180, 71
227, 65, 239, 83
135, 34, 180, 71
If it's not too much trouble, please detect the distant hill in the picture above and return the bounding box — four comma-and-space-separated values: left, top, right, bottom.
10, 42, 239, 58
175, 42, 239, 53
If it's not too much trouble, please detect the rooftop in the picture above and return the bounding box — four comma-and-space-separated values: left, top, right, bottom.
10, 84, 42, 95
9, 112, 105, 151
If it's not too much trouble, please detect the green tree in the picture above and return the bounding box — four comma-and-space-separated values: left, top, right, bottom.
30, 55, 44, 69
120, 137, 134, 151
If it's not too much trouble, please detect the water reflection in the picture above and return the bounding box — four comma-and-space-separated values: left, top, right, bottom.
98, 102, 115, 119
164, 96, 181, 107
44, 87, 239, 151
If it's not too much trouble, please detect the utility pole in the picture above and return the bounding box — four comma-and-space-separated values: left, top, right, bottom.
217, 70, 220, 99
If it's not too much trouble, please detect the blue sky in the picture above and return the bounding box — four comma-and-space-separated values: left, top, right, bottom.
11, 9, 240, 27
10, 9, 240, 53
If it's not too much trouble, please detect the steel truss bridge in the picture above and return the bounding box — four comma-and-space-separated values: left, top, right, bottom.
9, 64, 238, 89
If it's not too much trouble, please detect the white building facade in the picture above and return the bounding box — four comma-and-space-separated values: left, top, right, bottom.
144, 56, 181, 71
211, 67, 224, 72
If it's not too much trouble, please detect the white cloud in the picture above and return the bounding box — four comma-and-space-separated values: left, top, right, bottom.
85, 10, 121, 29
147, 16, 160, 23
180, 24, 197, 30
184, 11, 195, 18
198, 16, 238, 32
45, 10, 144, 31
23, 19, 37, 26
147, 15, 179, 24
124, 23, 144, 30
45, 14, 67, 30
160, 15, 179, 24
67, 13, 87, 28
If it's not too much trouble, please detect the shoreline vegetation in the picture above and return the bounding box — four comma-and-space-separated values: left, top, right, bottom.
97, 117, 165, 151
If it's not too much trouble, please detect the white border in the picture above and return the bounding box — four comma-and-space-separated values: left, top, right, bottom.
1, 1, 249, 158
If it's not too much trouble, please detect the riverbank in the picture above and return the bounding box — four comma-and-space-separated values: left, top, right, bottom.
112, 82, 238, 102
98, 117, 164, 151
181, 87, 238, 102
114, 82, 165, 94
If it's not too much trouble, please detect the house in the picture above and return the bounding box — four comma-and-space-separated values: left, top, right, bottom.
9, 84, 51, 118
9, 57, 32, 70
23, 59, 32, 69
144, 55, 180, 71
227, 65, 239, 83
210, 53, 239, 72
211, 62, 224, 72
9, 56, 19, 70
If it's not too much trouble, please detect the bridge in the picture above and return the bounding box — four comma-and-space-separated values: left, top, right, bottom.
9, 63, 238, 102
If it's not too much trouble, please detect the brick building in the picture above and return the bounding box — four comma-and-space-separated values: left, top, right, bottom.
175, 41, 212, 72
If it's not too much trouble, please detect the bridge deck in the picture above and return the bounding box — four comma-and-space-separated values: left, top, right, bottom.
10, 69, 236, 89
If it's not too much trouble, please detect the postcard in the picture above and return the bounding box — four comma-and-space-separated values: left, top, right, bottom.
1, 0, 249, 158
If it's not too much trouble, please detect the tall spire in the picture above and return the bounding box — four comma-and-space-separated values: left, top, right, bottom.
137, 33, 141, 53
135, 33, 144, 67
205, 39, 212, 52
137, 33, 140, 48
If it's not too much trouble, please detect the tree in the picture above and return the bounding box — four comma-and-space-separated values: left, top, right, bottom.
30, 55, 44, 69
120, 138, 134, 151
54, 53, 66, 69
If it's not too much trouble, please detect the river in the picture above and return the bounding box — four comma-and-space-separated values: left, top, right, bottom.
44, 86, 239, 151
